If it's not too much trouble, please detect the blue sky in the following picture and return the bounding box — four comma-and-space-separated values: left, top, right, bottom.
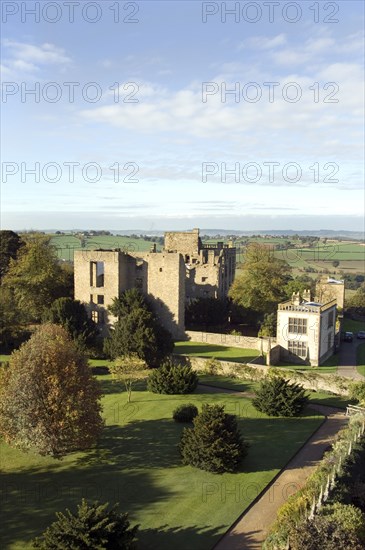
1, 0, 364, 231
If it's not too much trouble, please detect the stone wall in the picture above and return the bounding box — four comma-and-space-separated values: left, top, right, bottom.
177, 355, 351, 396
185, 330, 275, 354
164, 228, 201, 255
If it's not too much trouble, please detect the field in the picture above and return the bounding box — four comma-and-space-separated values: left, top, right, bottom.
0, 375, 324, 550
219, 237, 365, 276
49, 234, 161, 261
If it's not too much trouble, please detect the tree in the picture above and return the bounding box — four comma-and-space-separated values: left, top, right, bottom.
32, 499, 138, 549
252, 376, 308, 417
0, 230, 24, 280
347, 283, 365, 308
284, 275, 317, 301
0, 324, 104, 457
147, 357, 198, 394
179, 403, 249, 473
185, 298, 229, 328
332, 260, 340, 269
44, 297, 98, 349
2, 235, 73, 322
104, 289, 174, 366
229, 243, 291, 314
109, 354, 149, 402
258, 312, 277, 337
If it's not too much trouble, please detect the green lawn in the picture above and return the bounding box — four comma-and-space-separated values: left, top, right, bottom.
174, 342, 260, 364
0, 375, 323, 550
342, 318, 365, 333
272, 353, 338, 374
357, 343, 365, 377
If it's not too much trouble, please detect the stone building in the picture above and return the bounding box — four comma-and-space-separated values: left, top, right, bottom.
316, 276, 345, 309
164, 228, 236, 302
74, 229, 236, 339
74, 249, 186, 339
276, 291, 337, 366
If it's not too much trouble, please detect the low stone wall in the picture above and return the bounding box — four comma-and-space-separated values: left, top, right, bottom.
184, 330, 275, 354
175, 355, 352, 397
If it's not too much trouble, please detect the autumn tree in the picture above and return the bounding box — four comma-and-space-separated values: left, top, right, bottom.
32, 499, 138, 549
229, 243, 291, 314
109, 354, 149, 402
1, 235, 73, 322
0, 324, 104, 457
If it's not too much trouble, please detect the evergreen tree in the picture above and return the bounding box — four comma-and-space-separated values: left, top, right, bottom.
104, 289, 173, 366
44, 297, 98, 349
32, 499, 138, 549
147, 358, 198, 394
253, 376, 308, 417
179, 404, 249, 473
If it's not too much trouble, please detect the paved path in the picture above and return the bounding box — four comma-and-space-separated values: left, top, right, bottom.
337, 339, 365, 380
200, 384, 349, 550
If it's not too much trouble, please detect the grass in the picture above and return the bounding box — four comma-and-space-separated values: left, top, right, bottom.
357, 343, 365, 377
272, 354, 338, 374
174, 342, 260, 364
0, 375, 324, 550
199, 374, 351, 410
342, 318, 365, 333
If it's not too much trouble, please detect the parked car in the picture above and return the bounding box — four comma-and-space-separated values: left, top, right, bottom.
344, 332, 354, 342
357, 331, 365, 339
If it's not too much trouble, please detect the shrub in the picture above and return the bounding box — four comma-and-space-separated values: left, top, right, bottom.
253, 376, 308, 417
173, 404, 199, 423
32, 499, 138, 549
289, 504, 365, 550
179, 403, 249, 473
349, 381, 365, 406
147, 358, 198, 394
205, 357, 220, 375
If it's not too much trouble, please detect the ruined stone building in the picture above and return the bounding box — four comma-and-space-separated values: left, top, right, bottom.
276, 290, 336, 366
74, 229, 236, 339
164, 229, 236, 302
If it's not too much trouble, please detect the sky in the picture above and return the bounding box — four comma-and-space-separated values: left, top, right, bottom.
1, 0, 364, 232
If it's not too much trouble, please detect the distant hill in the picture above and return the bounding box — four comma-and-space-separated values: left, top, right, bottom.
19, 228, 365, 241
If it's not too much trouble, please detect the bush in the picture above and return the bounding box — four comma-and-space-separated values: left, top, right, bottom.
173, 404, 199, 423
349, 381, 365, 406
147, 358, 198, 394
205, 357, 220, 375
253, 376, 308, 417
32, 499, 138, 549
179, 403, 249, 473
289, 504, 365, 550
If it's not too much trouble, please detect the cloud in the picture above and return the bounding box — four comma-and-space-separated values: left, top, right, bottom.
240, 34, 287, 50
3, 40, 71, 65
1, 39, 71, 77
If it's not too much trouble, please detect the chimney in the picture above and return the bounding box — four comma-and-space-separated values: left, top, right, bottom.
303, 289, 311, 302
150, 243, 157, 253
292, 292, 300, 306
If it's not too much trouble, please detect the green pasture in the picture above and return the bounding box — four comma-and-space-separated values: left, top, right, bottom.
49, 234, 161, 261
